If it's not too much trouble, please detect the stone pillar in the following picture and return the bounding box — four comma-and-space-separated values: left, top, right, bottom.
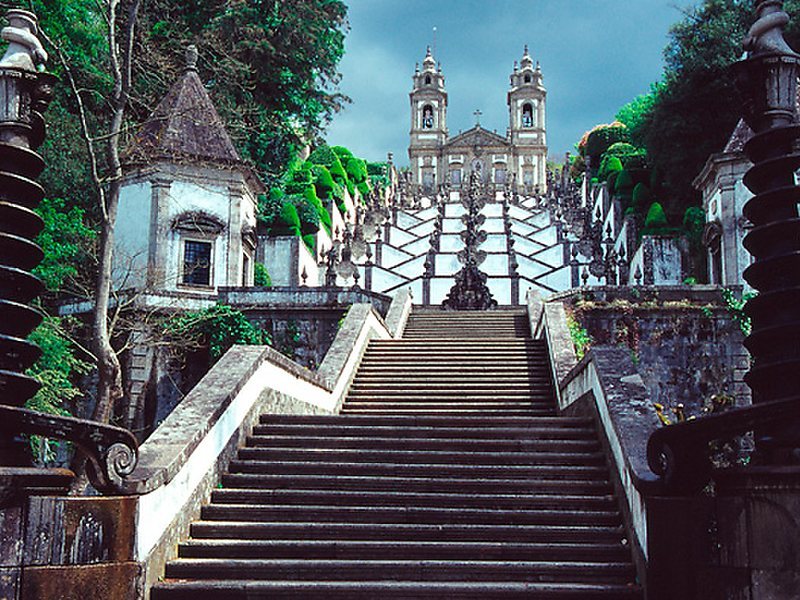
148, 177, 171, 288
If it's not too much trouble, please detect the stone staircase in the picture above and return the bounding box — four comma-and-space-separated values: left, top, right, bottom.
363, 193, 572, 304
152, 309, 642, 599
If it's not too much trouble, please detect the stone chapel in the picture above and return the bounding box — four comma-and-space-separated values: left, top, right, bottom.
408, 45, 548, 195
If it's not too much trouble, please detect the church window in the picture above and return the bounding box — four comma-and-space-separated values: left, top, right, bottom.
522, 103, 534, 128
182, 240, 212, 286
495, 169, 506, 184
425, 75, 431, 85
450, 169, 462, 185
524, 73, 531, 83
422, 105, 434, 129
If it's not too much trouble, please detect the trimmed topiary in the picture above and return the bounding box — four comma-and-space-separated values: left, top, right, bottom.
632, 183, 652, 207
585, 122, 630, 163
614, 169, 634, 195
644, 202, 668, 229
274, 201, 302, 237
598, 155, 623, 182
290, 194, 321, 236
254, 262, 271, 286
302, 233, 316, 253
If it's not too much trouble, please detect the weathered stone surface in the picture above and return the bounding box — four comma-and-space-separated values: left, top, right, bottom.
0, 505, 22, 567
542, 301, 577, 392
24, 496, 136, 566
0, 567, 19, 600
21, 562, 142, 600
384, 288, 413, 337
526, 289, 544, 336
553, 286, 750, 412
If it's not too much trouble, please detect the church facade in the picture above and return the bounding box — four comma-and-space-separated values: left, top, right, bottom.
408, 46, 548, 195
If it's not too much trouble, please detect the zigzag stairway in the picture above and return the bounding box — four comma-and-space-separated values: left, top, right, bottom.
152, 309, 642, 598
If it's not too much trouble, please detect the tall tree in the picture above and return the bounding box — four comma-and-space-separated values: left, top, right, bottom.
627, 0, 800, 218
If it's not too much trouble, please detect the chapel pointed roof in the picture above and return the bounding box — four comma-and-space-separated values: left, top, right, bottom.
125, 46, 242, 166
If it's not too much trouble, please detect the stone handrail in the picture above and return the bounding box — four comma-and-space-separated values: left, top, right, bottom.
558, 347, 662, 560
529, 294, 661, 561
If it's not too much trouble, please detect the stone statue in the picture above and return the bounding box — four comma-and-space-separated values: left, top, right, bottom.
0, 9, 48, 72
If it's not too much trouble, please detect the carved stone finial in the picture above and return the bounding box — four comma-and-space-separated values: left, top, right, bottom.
743, 0, 798, 57
0, 9, 47, 71
185, 45, 199, 71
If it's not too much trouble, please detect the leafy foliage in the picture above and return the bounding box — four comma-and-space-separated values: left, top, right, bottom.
165, 304, 271, 362
626, 0, 800, 218
34, 197, 96, 292
254, 262, 271, 286
25, 317, 91, 464
582, 122, 630, 164
566, 312, 592, 361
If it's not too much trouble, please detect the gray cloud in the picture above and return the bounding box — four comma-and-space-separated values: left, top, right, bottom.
326, 0, 694, 164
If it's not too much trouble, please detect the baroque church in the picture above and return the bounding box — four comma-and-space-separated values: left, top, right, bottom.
408, 46, 548, 194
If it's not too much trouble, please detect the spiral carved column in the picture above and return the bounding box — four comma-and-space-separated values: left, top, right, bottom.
0, 9, 138, 496
0, 9, 56, 463
737, 0, 800, 459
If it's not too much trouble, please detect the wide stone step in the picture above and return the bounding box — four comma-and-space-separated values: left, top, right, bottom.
200, 504, 622, 527
257, 415, 593, 428
227, 460, 608, 479
152, 579, 642, 599
349, 380, 552, 389
190, 520, 623, 543
210, 489, 617, 511
339, 404, 552, 414
245, 433, 601, 451
178, 538, 630, 562
347, 388, 553, 397
164, 558, 634, 584
235, 448, 605, 466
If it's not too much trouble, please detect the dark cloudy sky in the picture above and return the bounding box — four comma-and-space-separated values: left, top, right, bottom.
326, 0, 694, 165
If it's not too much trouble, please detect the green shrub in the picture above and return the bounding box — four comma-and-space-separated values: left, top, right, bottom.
598, 155, 623, 182
614, 169, 634, 195
302, 233, 316, 253
290, 194, 320, 236
683, 206, 705, 248
309, 145, 350, 192
258, 191, 285, 234
276, 201, 302, 236
284, 162, 314, 194
607, 171, 619, 192
254, 263, 271, 286
586, 122, 630, 163
331, 145, 353, 160
356, 180, 371, 199
311, 164, 336, 199
644, 202, 669, 229
305, 185, 332, 233
166, 304, 271, 362
632, 183, 652, 208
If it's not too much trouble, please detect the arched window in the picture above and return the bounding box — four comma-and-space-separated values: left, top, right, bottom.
522, 103, 534, 128
524, 73, 531, 84
425, 75, 431, 85
422, 105, 434, 129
